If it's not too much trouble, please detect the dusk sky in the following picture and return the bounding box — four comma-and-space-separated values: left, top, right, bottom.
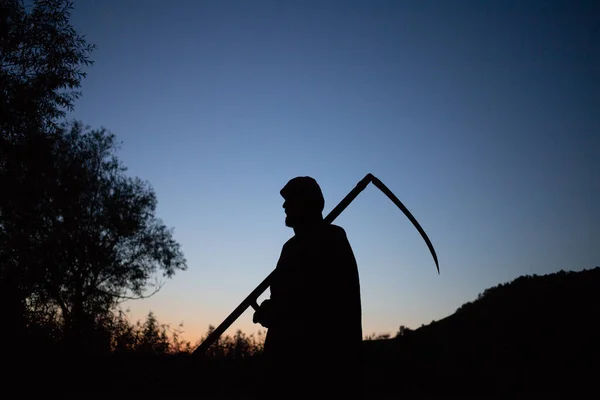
68, 0, 598, 344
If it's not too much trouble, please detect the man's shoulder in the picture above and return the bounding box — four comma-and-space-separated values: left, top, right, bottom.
282, 224, 347, 246
282, 236, 297, 249
326, 224, 347, 237
321, 224, 351, 245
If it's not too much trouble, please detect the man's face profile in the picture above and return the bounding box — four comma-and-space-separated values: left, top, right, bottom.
283, 198, 302, 227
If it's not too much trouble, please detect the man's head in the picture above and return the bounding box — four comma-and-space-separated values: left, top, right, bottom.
280, 176, 325, 228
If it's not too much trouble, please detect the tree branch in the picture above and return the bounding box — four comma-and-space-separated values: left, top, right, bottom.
95, 279, 165, 302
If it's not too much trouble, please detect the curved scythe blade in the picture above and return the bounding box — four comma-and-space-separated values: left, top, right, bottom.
369, 174, 440, 273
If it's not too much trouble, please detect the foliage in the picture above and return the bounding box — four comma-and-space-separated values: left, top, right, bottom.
0, 0, 95, 137
93, 312, 265, 357
107, 310, 191, 355
1, 0, 95, 349
364, 332, 391, 340
3, 121, 187, 348
198, 325, 265, 359
395, 324, 413, 338
0, 0, 186, 352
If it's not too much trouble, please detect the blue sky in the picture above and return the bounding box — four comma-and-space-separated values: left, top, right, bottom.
68, 0, 599, 343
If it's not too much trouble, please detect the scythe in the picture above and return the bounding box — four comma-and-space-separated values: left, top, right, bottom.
193, 173, 439, 356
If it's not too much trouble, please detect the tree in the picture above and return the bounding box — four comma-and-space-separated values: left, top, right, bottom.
1, 0, 95, 346
25, 121, 186, 348
1, 0, 95, 137
137, 311, 170, 354
395, 325, 413, 338
0, 0, 187, 354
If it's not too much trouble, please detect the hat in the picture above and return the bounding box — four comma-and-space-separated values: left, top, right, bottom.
280, 176, 325, 212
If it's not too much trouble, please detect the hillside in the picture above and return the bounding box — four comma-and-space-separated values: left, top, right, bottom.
363, 267, 600, 396
17, 267, 598, 397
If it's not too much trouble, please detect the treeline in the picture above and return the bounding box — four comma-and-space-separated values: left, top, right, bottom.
23, 306, 266, 357
106, 311, 266, 359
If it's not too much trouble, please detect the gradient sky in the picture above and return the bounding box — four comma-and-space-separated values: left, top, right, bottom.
67, 0, 599, 344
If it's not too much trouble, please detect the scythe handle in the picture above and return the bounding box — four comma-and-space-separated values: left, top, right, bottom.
192, 173, 438, 357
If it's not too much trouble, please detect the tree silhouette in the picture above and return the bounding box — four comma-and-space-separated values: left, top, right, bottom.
1, 0, 96, 349
10, 121, 187, 350
137, 311, 170, 354
1, 1, 186, 352
395, 325, 413, 338
0, 0, 95, 137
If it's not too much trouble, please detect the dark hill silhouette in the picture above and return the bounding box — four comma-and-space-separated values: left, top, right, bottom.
15, 267, 598, 398
363, 267, 600, 396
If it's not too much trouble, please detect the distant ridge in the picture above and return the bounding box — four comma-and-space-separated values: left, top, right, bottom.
363, 266, 600, 396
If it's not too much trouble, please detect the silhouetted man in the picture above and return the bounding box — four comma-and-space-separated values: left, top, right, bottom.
253, 176, 363, 399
